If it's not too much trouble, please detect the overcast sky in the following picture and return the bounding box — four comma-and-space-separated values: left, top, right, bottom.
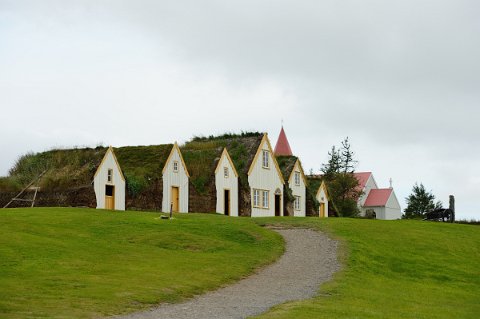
1, 0, 479, 219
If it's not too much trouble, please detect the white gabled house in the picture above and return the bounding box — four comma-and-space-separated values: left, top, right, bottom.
247, 134, 285, 217
93, 146, 126, 211
316, 181, 329, 218
162, 142, 190, 213
215, 148, 239, 216
273, 126, 307, 217
287, 159, 307, 217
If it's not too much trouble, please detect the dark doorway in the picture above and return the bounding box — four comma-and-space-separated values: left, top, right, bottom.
275, 194, 281, 216
224, 189, 230, 216
105, 185, 114, 196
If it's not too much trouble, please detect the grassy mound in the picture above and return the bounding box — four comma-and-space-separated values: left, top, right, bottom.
253, 218, 480, 319
0, 208, 283, 318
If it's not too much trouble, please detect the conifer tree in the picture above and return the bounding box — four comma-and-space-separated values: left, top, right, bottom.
404, 183, 443, 219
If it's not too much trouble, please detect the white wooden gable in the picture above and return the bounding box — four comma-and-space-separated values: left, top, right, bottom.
162, 143, 190, 213
247, 134, 285, 217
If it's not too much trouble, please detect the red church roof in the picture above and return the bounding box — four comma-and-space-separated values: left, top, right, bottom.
353, 172, 372, 190
274, 127, 293, 156
364, 188, 393, 207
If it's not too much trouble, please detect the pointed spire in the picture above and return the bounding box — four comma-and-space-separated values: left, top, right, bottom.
274, 126, 293, 156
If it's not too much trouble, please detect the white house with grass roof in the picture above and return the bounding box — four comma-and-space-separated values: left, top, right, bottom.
247, 134, 285, 217
215, 148, 239, 216
316, 181, 329, 218
93, 146, 125, 211
288, 159, 307, 217
162, 142, 190, 213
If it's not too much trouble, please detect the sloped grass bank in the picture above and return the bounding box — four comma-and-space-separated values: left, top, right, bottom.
253, 218, 480, 319
0, 208, 283, 318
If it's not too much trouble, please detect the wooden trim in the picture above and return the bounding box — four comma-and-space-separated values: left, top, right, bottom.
252, 188, 270, 209
162, 142, 191, 177
93, 146, 126, 182
247, 133, 285, 184
214, 148, 239, 178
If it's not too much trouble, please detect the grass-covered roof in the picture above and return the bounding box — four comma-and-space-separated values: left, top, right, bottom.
0, 132, 264, 195
307, 175, 324, 195
0, 144, 174, 192
275, 156, 298, 183
180, 132, 263, 194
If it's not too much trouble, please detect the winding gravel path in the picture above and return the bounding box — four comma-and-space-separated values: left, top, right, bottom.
114, 228, 339, 319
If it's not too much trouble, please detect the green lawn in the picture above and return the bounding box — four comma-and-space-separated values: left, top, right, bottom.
252, 218, 480, 319
0, 208, 283, 318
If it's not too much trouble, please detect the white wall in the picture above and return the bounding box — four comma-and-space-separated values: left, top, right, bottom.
317, 185, 329, 218
93, 149, 125, 211
288, 160, 306, 217
384, 191, 402, 220
361, 191, 402, 220
215, 152, 239, 216
162, 147, 189, 213
248, 139, 284, 217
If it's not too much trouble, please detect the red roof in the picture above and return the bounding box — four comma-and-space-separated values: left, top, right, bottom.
274, 127, 293, 156
353, 172, 372, 190
364, 188, 393, 207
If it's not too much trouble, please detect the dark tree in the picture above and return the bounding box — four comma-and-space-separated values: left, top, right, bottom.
340, 137, 357, 173
321, 138, 362, 217
321, 146, 341, 179
403, 183, 443, 219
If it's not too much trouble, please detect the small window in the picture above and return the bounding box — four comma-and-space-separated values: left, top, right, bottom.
173, 161, 179, 172
253, 189, 260, 207
262, 190, 269, 208
262, 150, 269, 168
224, 167, 229, 178
107, 169, 113, 183
294, 196, 301, 210
294, 171, 301, 186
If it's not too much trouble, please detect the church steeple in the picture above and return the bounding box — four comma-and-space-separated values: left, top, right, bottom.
274, 126, 293, 156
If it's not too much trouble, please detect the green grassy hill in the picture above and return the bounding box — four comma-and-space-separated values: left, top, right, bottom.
1, 209, 478, 319
0, 208, 283, 318
253, 218, 480, 319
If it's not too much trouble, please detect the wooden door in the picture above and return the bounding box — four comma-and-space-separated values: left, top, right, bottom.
171, 186, 179, 212
320, 203, 325, 217
105, 185, 115, 210
224, 189, 230, 216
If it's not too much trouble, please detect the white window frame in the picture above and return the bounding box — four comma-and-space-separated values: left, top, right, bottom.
253, 189, 260, 207
294, 196, 301, 211
107, 169, 113, 183
294, 171, 301, 186
224, 167, 229, 178
262, 190, 269, 208
173, 161, 179, 172
262, 150, 269, 169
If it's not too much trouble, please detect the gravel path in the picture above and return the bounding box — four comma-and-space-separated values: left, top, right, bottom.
114, 228, 339, 319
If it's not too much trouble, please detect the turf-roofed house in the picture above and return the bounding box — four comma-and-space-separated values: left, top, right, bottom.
0, 144, 177, 211
179, 132, 285, 217
273, 126, 308, 217
306, 175, 330, 217
162, 143, 190, 213
93, 146, 126, 210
